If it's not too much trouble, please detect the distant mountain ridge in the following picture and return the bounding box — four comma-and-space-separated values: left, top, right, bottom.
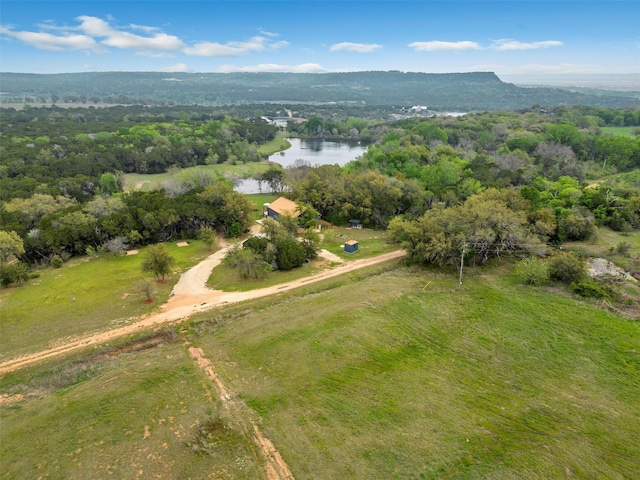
1, 71, 638, 110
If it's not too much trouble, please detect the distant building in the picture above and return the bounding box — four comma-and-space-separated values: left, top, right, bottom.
265, 197, 304, 220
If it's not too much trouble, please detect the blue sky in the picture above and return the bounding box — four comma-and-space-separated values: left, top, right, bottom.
1, 0, 639, 81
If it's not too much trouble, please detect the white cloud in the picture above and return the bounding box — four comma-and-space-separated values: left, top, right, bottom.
409, 41, 481, 52
330, 42, 382, 53
76, 16, 185, 51
184, 36, 288, 56
218, 63, 326, 73
162, 63, 191, 73
2, 16, 289, 59
492, 39, 563, 51
128, 24, 161, 34
0, 25, 103, 52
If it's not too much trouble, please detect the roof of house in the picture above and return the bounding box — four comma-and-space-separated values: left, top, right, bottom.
267, 197, 304, 216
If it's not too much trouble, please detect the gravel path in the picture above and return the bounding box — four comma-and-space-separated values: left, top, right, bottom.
0, 248, 404, 374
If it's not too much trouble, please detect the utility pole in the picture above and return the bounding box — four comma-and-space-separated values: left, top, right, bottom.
459, 242, 468, 289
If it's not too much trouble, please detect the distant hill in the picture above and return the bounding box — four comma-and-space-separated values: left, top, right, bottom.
1, 71, 638, 110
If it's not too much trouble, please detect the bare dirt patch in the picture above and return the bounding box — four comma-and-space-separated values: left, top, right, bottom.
0, 393, 24, 406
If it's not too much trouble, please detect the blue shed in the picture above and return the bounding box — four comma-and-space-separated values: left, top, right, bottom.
344, 240, 359, 253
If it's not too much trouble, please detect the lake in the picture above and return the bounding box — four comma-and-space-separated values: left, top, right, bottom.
235, 138, 369, 193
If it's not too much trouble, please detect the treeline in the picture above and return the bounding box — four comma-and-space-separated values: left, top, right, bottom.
1, 181, 253, 265
277, 107, 640, 266
0, 107, 278, 201
2, 71, 639, 110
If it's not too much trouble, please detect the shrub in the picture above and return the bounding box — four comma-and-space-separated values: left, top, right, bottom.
223, 245, 272, 279
0, 262, 30, 287
138, 279, 155, 302
548, 251, 587, 284
243, 236, 269, 255
104, 236, 129, 255
300, 228, 321, 260
275, 238, 306, 271
515, 257, 550, 286
616, 241, 632, 257
50, 254, 63, 268
571, 279, 613, 299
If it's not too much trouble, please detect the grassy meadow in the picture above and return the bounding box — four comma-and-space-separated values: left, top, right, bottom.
0, 338, 264, 479
600, 126, 638, 136
206, 225, 396, 292
123, 163, 272, 192
123, 134, 290, 192
0, 240, 213, 360
564, 226, 640, 273
189, 264, 640, 479
2, 258, 639, 479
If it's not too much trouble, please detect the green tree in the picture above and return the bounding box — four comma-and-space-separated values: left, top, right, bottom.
595, 135, 640, 171
223, 245, 272, 279
300, 228, 321, 260
142, 244, 176, 282
198, 226, 216, 251
275, 238, 306, 271
0, 230, 25, 263
99, 172, 120, 194
393, 189, 546, 267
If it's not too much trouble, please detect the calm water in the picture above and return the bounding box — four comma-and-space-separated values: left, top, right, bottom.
235, 138, 368, 193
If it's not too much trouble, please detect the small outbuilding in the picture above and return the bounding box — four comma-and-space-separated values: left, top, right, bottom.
348, 219, 363, 229
344, 239, 359, 253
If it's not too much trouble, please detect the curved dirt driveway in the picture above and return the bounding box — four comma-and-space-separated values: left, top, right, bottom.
0, 248, 404, 375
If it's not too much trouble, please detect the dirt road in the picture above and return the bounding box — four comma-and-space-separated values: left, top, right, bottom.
0, 248, 404, 375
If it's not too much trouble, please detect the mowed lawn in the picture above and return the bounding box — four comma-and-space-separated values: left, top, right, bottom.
0, 241, 213, 360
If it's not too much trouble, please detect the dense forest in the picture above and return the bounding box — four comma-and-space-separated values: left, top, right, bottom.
0, 103, 639, 288
2, 71, 639, 110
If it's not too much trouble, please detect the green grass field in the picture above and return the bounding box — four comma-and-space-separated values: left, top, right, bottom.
600, 126, 638, 136
257, 135, 291, 155
0, 241, 213, 360
2, 262, 639, 479
193, 263, 640, 479
1, 223, 639, 479
321, 226, 395, 259
123, 134, 290, 193
123, 163, 273, 192
0, 338, 264, 479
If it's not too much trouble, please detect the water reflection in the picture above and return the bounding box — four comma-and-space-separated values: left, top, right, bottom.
267, 138, 368, 167
235, 138, 368, 193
